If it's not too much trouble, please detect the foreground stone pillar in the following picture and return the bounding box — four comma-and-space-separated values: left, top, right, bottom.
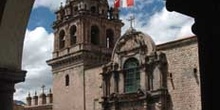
0, 82, 14, 110
165, 1, 219, 109
0, 0, 34, 109
192, 17, 219, 110
0, 68, 26, 110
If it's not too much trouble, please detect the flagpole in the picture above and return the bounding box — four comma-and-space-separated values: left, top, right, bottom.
132, 0, 135, 29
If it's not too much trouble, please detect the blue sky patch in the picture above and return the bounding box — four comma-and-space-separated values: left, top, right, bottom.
27, 7, 55, 33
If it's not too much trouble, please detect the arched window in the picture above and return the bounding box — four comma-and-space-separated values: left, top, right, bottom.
91, 25, 99, 45
106, 29, 114, 48
70, 25, 77, 45
123, 58, 140, 93
59, 30, 65, 49
91, 6, 96, 13
65, 75, 70, 86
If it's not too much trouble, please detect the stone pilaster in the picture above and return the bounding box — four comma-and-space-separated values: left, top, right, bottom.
0, 68, 26, 110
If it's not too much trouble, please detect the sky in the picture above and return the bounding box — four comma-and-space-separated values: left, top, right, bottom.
13, 0, 195, 103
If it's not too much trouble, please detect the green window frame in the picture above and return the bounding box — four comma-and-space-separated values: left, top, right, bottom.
124, 58, 140, 93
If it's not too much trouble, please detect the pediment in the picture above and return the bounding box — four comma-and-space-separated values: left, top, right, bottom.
114, 31, 156, 56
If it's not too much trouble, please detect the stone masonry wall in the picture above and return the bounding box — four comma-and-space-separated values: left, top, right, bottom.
52, 64, 84, 110
157, 37, 201, 110
85, 66, 103, 110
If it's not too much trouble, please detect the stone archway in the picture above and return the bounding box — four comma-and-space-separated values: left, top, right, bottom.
0, 0, 218, 110
0, 0, 35, 110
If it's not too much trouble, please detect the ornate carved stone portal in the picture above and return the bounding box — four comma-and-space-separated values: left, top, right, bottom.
101, 28, 171, 110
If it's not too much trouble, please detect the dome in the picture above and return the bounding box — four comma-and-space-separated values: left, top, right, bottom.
111, 28, 156, 64
39, 93, 46, 98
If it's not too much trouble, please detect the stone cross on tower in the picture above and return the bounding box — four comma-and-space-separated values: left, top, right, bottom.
41, 85, 45, 93
127, 16, 135, 29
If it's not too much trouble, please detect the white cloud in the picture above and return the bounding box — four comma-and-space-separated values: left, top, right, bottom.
176, 22, 195, 39
120, 7, 195, 44
14, 27, 54, 103
145, 8, 195, 44
33, 0, 66, 11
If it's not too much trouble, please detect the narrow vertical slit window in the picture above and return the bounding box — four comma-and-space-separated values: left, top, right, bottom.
65, 75, 70, 86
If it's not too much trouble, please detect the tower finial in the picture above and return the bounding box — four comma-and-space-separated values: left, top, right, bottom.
127, 16, 135, 29
49, 88, 52, 93
41, 85, 45, 93
66, 0, 71, 4
60, 2, 63, 9
28, 92, 31, 97
35, 91, 37, 96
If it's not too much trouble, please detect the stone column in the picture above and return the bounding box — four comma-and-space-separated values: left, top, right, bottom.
0, 68, 26, 110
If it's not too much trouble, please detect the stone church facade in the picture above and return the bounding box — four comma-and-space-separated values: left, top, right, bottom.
46, 0, 201, 110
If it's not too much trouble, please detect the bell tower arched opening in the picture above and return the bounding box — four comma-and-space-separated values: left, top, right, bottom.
59, 30, 65, 49
91, 25, 100, 45
70, 25, 77, 45
106, 29, 114, 48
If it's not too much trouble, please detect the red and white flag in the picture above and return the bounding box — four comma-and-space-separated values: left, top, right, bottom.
114, 0, 134, 8
122, 0, 134, 7
114, 0, 120, 8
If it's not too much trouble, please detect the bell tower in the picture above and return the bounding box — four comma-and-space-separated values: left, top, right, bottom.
48, 0, 124, 68
47, 0, 124, 110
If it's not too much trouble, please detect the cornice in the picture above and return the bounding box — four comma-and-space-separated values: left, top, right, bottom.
0, 67, 26, 83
